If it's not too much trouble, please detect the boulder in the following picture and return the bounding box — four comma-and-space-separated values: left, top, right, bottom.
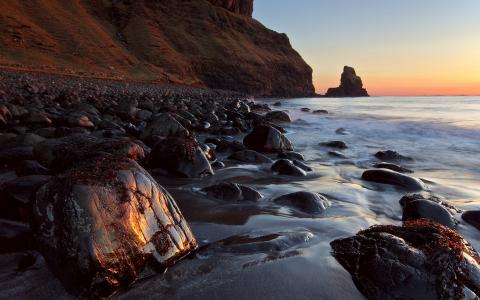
320, 141, 347, 149
265, 111, 291, 123
32, 155, 197, 297
243, 125, 293, 153
140, 113, 189, 142
331, 220, 480, 299
362, 169, 427, 191
375, 150, 413, 162
201, 182, 262, 202
374, 162, 412, 173
277, 151, 305, 161
273, 192, 330, 214
215, 139, 246, 153
462, 211, 480, 231
402, 200, 455, 228
228, 150, 273, 164
271, 159, 307, 177
149, 137, 213, 178
325, 66, 369, 97
293, 159, 312, 172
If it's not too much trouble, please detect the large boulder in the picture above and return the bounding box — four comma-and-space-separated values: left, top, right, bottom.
140, 113, 189, 142
331, 220, 480, 299
273, 192, 330, 215
265, 111, 291, 123
201, 182, 262, 202
32, 155, 197, 297
325, 66, 369, 97
243, 125, 293, 153
149, 137, 214, 178
462, 211, 480, 231
362, 169, 427, 191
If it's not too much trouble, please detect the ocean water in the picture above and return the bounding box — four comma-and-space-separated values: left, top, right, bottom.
118, 96, 480, 300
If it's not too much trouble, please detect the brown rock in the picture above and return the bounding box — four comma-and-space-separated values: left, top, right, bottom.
325, 66, 369, 97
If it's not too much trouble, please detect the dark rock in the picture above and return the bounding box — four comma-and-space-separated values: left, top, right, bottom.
0, 219, 33, 253
0, 147, 34, 166
325, 66, 369, 97
211, 161, 225, 169
402, 200, 456, 228
33, 155, 197, 297
301, 107, 310, 112
244, 125, 293, 153
271, 159, 307, 177
265, 111, 291, 123
328, 151, 346, 158
374, 162, 413, 173
375, 150, 413, 162
335, 128, 349, 135
14, 133, 46, 147
2, 175, 51, 204
202, 182, 262, 202
228, 150, 273, 164
140, 113, 189, 142
23, 111, 52, 126
273, 191, 330, 214
149, 136, 213, 178
14, 160, 49, 176
273, 101, 282, 107
292, 159, 312, 172
399, 193, 461, 214
215, 139, 246, 153
462, 211, 480, 231
362, 169, 427, 191
277, 151, 305, 161
313, 109, 328, 114
331, 220, 480, 299
66, 114, 95, 128
320, 141, 348, 149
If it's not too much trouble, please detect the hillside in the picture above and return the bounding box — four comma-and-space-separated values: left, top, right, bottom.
0, 0, 315, 97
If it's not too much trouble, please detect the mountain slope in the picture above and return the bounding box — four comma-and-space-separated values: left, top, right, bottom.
0, 0, 314, 96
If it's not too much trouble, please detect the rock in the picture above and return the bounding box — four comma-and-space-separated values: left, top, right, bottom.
331, 220, 480, 299
14, 160, 49, 176
362, 169, 427, 191
374, 162, 413, 173
215, 139, 246, 153
228, 150, 273, 164
149, 136, 213, 178
273, 101, 282, 107
402, 200, 456, 228
32, 155, 197, 297
0, 147, 34, 166
328, 151, 346, 158
335, 128, 349, 135
325, 66, 369, 97
136, 109, 153, 121
277, 151, 305, 161
399, 193, 460, 214
14, 133, 46, 147
202, 182, 262, 202
265, 111, 291, 123
211, 161, 225, 169
0, 219, 33, 253
140, 113, 189, 142
320, 141, 347, 149
375, 150, 413, 162
208, 0, 254, 17
273, 191, 330, 214
462, 211, 480, 231
66, 114, 95, 128
313, 109, 328, 114
293, 159, 312, 172
23, 111, 52, 126
2, 175, 51, 204
271, 159, 307, 177
301, 107, 310, 112
34, 134, 146, 171
244, 125, 293, 153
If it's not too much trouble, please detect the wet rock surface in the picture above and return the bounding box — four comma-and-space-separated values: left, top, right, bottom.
331, 220, 480, 300
243, 125, 294, 153
462, 211, 480, 231
33, 156, 197, 297
201, 182, 262, 202
228, 150, 273, 164
362, 169, 427, 191
271, 159, 308, 177
375, 150, 413, 162
374, 162, 413, 173
273, 192, 330, 215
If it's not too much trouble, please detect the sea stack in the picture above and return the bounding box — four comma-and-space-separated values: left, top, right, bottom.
325, 66, 369, 97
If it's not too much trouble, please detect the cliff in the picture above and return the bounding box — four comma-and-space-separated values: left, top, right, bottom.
0, 0, 314, 97
325, 66, 369, 97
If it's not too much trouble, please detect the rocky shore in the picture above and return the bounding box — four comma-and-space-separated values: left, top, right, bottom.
1, 70, 479, 299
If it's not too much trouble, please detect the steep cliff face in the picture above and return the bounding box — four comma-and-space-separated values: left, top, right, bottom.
208, 0, 254, 17
0, 0, 314, 97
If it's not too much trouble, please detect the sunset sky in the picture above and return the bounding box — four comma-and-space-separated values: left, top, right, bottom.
254, 0, 480, 96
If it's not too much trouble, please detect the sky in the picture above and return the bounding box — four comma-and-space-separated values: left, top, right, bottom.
253, 0, 480, 96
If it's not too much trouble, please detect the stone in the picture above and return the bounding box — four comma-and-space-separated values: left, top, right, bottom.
402, 200, 455, 228
140, 113, 189, 142
2, 175, 51, 204
244, 125, 293, 153
32, 155, 197, 297
265, 111, 291, 123
328, 151, 346, 158
66, 114, 95, 128
273, 191, 330, 214
202, 182, 262, 202
0, 219, 32, 253
14, 160, 49, 176
228, 150, 273, 164
325, 66, 369, 97
277, 151, 305, 161
149, 136, 213, 178
0, 147, 34, 166
331, 220, 480, 299
375, 150, 413, 162
362, 169, 427, 191
374, 162, 413, 173
293, 159, 312, 172
301, 107, 310, 112
320, 141, 348, 149
271, 159, 307, 177
462, 211, 480, 231
23, 111, 52, 126
313, 109, 328, 114
213, 139, 246, 153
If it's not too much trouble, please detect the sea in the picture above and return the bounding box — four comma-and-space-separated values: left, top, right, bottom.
118, 96, 480, 300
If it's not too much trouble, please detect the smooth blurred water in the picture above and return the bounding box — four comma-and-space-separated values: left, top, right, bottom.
118, 96, 480, 300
